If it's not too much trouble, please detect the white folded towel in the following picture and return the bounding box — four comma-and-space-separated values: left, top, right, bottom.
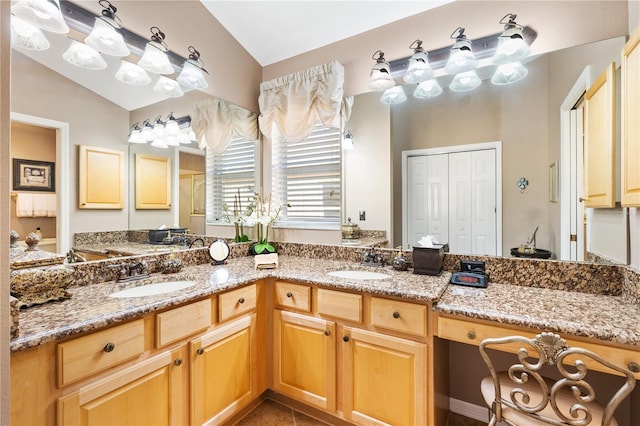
16, 193, 33, 217
31, 194, 56, 217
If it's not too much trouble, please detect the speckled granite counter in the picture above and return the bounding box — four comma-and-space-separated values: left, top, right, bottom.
435, 281, 640, 347
11, 256, 449, 352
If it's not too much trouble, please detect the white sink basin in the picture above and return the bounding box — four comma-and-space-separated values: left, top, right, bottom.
109, 280, 197, 298
327, 270, 390, 280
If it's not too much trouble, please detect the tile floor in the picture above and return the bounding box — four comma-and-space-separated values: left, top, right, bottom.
233, 399, 488, 426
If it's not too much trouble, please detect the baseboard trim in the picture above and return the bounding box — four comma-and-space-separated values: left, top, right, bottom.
449, 398, 489, 423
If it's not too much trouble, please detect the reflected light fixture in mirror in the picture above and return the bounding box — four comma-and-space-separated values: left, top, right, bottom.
62, 40, 107, 70
84, 0, 130, 57
444, 27, 478, 74
153, 75, 184, 97
138, 26, 174, 75
130, 115, 196, 146
492, 61, 528, 85
381, 85, 407, 104
177, 46, 209, 90
128, 123, 144, 143
368, 50, 395, 91
11, 0, 69, 34
449, 70, 481, 92
492, 14, 531, 65
414, 79, 443, 99
10, 15, 50, 51
342, 130, 354, 150
115, 60, 151, 85
403, 40, 433, 84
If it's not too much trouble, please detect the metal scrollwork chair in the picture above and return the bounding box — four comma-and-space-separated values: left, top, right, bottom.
479, 332, 636, 426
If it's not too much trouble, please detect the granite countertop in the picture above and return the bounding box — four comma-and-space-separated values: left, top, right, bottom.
73, 242, 190, 256
11, 256, 450, 352
436, 281, 640, 347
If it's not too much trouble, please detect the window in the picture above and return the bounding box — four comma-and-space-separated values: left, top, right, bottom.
206, 135, 259, 223
272, 123, 342, 229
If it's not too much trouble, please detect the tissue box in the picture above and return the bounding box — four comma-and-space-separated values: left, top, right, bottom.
412, 245, 446, 276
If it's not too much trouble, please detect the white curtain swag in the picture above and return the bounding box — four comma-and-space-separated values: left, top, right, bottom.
258, 60, 345, 142
192, 97, 259, 153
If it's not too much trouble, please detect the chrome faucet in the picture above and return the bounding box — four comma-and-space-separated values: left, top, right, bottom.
362, 245, 386, 266
189, 237, 205, 248
108, 260, 151, 282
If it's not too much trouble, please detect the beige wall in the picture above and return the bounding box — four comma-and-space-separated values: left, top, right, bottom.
10, 122, 57, 239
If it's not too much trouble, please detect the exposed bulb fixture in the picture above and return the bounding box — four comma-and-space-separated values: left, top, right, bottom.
491, 61, 528, 85
403, 40, 433, 84
380, 85, 407, 104
152, 115, 165, 139
128, 122, 145, 143
449, 70, 481, 92
444, 27, 477, 74
63, 40, 107, 70
11, 15, 50, 51
11, 0, 69, 34
153, 75, 184, 97
342, 130, 354, 150
164, 113, 181, 136
177, 46, 209, 90
151, 139, 169, 149
368, 50, 395, 91
414, 79, 443, 99
115, 60, 151, 85
493, 13, 531, 65
84, 0, 130, 57
138, 26, 174, 74
140, 119, 154, 141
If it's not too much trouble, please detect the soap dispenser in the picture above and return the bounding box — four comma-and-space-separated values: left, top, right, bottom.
392, 246, 408, 271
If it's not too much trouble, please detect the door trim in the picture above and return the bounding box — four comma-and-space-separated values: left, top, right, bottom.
401, 141, 502, 255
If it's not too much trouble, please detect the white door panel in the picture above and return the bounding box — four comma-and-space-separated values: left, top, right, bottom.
449, 152, 472, 254
407, 157, 428, 247
471, 150, 497, 255
427, 154, 449, 244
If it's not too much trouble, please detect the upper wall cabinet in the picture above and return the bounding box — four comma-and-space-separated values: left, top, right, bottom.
584, 62, 616, 208
622, 27, 640, 207
78, 145, 125, 209
135, 153, 171, 210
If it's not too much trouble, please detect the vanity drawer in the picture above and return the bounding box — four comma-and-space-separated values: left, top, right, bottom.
370, 297, 427, 337
438, 316, 640, 378
156, 298, 212, 348
317, 288, 362, 323
219, 284, 257, 322
274, 281, 310, 312
57, 319, 145, 387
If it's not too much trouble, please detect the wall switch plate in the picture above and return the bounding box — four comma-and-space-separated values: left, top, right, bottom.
359, 210, 365, 221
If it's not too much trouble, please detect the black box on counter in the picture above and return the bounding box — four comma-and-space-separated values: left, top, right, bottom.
412, 244, 448, 276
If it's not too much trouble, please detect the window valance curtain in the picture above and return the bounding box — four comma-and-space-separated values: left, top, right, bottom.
191, 97, 259, 153
258, 60, 345, 142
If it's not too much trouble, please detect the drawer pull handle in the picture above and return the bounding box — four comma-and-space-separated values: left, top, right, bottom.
392, 311, 400, 319
196, 348, 204, 355
286, 292, 293, 298
238, 297, 245, 304
467, 331, 476, 340
324, 330, 331, 336
343, 336, 350, 342
103, 342, 115, 353
628, 362, 640, 373
174, 358, 183, 367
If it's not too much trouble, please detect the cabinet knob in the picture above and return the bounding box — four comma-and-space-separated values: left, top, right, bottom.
103, 342, 115, 353
174, 358, 183, 367
392, 311, 400, 319
467, 331, 476, 340
238, 297, 245, 304
343, 336, 350, 342
286, 292, 293, 298
628, 362, 640, 373
196, 347, 204, 355
324, 330, 331, 336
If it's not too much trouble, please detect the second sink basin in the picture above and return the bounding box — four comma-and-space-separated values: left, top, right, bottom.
109, 280, 197, 298
327, 270, 390, 280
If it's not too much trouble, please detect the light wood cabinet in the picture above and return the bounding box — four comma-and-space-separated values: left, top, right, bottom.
190, 313, 258, 425
621, 27, 640, 206
57, 346, 186, 425
272, 309, 336, 412
78, 145, 125, 209
584, 62, 616, 208
342, 326, 427, 425
135, 153, 172, 209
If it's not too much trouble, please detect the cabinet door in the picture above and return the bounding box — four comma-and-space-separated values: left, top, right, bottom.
342, 326, 427, 425
584, 62, 616, 208
190, 313, 257, 425
622, 28, 640, 206
78, 145, 125, 209
135, 153, 172, 209
273, 310, 336, 412
57, 347, 185, 425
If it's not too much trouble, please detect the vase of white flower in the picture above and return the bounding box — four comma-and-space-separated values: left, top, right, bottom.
219, 189, 254, 243
247, 193, 288, 255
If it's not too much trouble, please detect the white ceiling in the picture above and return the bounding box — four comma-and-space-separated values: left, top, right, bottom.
200, 1, 455, 66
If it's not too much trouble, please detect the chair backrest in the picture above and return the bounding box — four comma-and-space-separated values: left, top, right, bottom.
479, 332, 636, 426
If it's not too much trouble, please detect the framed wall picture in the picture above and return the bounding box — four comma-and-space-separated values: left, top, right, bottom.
13, 158, 55, 192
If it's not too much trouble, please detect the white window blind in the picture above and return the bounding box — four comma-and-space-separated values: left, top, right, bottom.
273, 123, 342, 228
206, 135, 258, 223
